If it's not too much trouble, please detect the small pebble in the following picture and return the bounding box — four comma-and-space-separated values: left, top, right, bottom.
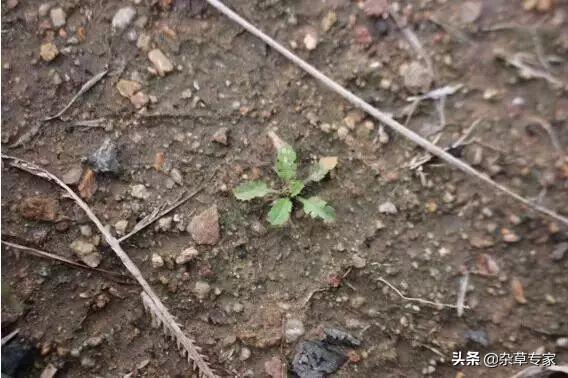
193, 281, 211, 300
378, 125, 389, 144
79, 225, 92, 238
239, 347, 251, 361
176, 247, 199, 265
114, 220, 128, 236
40, 42, 59, 62
50, 7, 66, 28
284, 318, 305, 343
112, 7, 137, 30
148, 49, 174, 76
304, 32, 318, 50
168, 168, 183, 185
151, 253, 164, 269
378, 201, 397, 214
351, 254, 366, 268
131, 184, 150, 200
80, 357, 96, 368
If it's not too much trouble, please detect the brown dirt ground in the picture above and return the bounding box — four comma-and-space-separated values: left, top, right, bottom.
2, 0, 568, 377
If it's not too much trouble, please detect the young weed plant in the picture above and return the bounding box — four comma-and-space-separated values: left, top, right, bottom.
234, 145, 337, 226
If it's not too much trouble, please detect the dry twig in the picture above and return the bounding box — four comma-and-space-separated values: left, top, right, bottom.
495, 48, 565, 88
2, 154, 218, 378
456, 272, 469, 317
390, 11, 434, 76
119, 189, 202, 242
377, 277, 466, 310
522, 115, 564, 156
1, 329, 20, 346
408, 118, 481, 170
405, 84, 463, 132
71, 118, 108, 130
43, 69, 109, 121
1, 240, 133, 283
205, 0, 568, 227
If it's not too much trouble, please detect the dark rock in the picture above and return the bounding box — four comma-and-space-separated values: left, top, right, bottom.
87, 139, 120, 174
1, 339, 36, 377
292, 341, 348, 378
551, 242, 567, 261
323, 328, 361, 347
291, 328, 362, 377
465, 329, 490, 347
374, 19, 390, 36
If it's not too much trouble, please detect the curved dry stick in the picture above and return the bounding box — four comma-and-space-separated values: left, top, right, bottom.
2, 154, 218, 378
377, 277, 466, 310
43, 69, 108, 121
205, 0, 568, 228
1, 240, 133, 283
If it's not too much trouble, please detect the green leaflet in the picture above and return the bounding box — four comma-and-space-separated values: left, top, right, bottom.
298, 196, 336, 223
233, 181, 272, 201
267, 198, 292, 226
288, 180, 304, 197
275, 146, 297, 182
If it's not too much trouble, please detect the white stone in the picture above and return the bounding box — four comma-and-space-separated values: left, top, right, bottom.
379, 201, 397, 214
151, 253, 164, 269
284, 318, 305, 343
79, 224, 92, 237
148, 49, 173, 76
70, 239, 101, 268
176, 247, 199, 265
114, 220, 128, 235
131, 184, 150, 200
304, 33, 318, 50
112, 7, 137, 30
193, 281, 211, 300
50, 7, 66, 28
170, 168, 183, 185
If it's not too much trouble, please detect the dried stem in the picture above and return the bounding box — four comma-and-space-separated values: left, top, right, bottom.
43, 69, 109, 121
119, 189, 202, 242
1, 329, 20, 346
1, 240, 133, 284
456, 272, 469, 317
377, 277, 466, 310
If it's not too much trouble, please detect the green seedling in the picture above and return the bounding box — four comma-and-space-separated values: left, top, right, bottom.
234, 145, 337, 226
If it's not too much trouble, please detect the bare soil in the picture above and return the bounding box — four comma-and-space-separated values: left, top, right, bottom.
2, 0, 568, 377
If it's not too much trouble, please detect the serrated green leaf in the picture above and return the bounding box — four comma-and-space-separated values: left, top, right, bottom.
288, 180, 304, 197
275, 146, 297, 182
306, 156, 338, 182
298, 196, 336, 223
267, 198, 292, 226
234, 181, 272, 201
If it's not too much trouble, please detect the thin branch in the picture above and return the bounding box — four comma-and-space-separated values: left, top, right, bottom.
408, 119, 481, 170
1, 154, 218, 378
377, 277, 466, 310
119, 189, 202, 242
1, 329, 20, 346
205, 0, 568, 228
531, 29, 553, 73
1, 240, 134, 284
71, 118, 108, 130
523, 115, 564, 156
390, 11, 434, 77
43, 69, 109, 121
495, 48, 565, 88
456, 272, 469, 317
